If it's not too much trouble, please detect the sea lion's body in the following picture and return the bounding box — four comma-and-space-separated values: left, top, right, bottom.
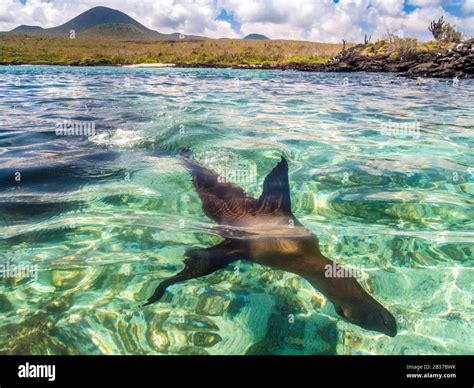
143, 157, 397, 337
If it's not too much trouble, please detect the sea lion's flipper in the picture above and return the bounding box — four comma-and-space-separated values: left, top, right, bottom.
142, 239, 242, 306
183, 160, 258, 223
258, 157, 291, 214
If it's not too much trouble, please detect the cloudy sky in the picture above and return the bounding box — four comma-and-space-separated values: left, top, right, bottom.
1, 0, 473, 42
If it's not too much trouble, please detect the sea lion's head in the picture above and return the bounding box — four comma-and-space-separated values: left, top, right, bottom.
336, 297, 397, 337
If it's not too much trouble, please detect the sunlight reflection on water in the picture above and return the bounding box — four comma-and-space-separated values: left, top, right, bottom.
0, 66, 472, 355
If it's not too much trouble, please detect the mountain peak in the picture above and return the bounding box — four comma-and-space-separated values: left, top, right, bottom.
10, 25, 44, 33
8, 6, 206, 41
244, 33, 270, 40
50, 6, 156, 35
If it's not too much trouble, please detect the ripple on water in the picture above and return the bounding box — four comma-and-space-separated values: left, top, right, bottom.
0, 67, 473, 355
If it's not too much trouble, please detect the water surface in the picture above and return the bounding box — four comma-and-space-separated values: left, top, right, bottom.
0, 66, 473, 355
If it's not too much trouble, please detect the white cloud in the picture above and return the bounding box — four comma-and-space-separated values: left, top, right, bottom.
0, 0, 472, 42
371, 0, 405, 16
463, 0, 474, 13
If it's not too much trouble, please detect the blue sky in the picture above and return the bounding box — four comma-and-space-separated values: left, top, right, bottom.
216, 9, 242, 33
2, 0, 473, 42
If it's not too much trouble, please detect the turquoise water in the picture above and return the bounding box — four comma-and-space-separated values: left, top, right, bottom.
0, 66, 473, 355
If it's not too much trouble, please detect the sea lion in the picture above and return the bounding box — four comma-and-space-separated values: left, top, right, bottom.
143, 157, 397, 337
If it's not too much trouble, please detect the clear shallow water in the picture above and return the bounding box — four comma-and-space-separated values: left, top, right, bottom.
0, 66, 472, 355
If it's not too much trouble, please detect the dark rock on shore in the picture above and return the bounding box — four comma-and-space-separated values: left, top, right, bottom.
402, 45, 474, 78
306, 41, 474, 78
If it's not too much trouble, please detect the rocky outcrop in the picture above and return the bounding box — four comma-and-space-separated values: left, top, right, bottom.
301, 41, 474, 78
401, 45, 474, 77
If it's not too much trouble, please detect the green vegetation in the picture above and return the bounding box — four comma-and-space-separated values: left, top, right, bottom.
357, 32, 461, 61
428, 16, 462, 43
385, 34, 419, 60
339, 16, 470, 67
0, 34, 343, 66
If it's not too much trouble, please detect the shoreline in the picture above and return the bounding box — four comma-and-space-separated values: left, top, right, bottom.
1, 46, 473, 78
0, 62, 471, 78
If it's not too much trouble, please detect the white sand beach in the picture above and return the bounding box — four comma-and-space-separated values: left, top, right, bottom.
122, 63, 176, 68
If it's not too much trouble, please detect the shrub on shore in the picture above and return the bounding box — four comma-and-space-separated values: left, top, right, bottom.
428, 16, 462, 43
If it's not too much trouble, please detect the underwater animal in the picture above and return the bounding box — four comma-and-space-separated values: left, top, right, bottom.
143, 157, 397, 337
